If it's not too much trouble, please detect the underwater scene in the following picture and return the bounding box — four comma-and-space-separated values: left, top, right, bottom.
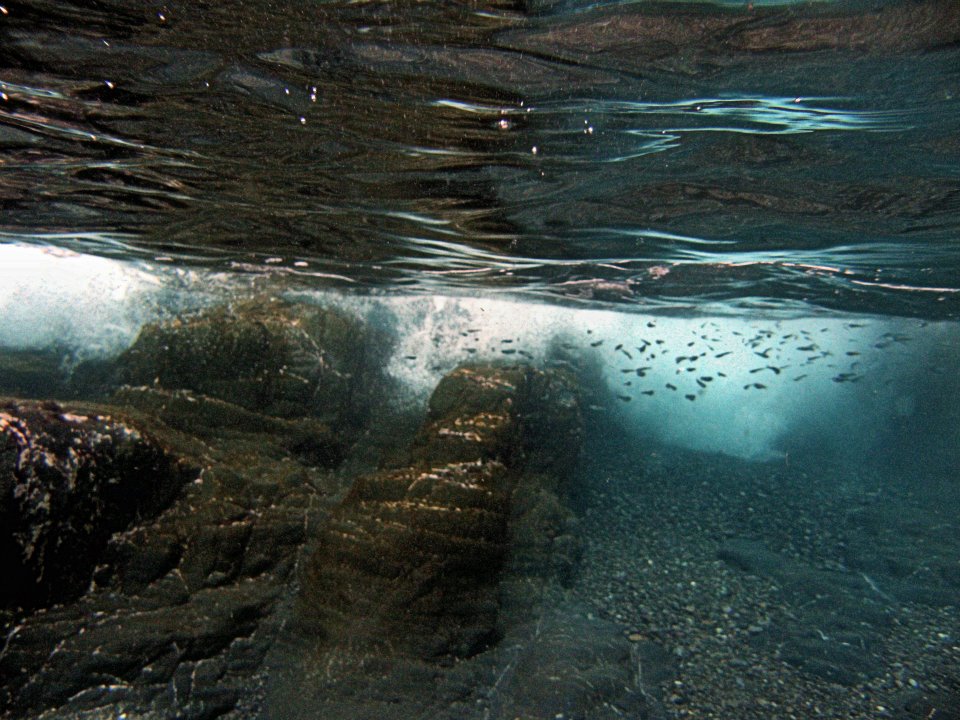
1, 1, 959, 718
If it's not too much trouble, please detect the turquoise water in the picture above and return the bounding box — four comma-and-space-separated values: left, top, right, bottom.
1, 1, 959, 718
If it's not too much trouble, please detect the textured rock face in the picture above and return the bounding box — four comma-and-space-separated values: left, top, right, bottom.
0, 399, 192, 611
113, 298, 371, 427
299, 365, 584, 660
0, 299, 377, 718
0, 394, 336, 719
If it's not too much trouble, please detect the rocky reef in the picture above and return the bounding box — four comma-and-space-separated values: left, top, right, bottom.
0, 399, 193, 613
0, 300, 375, 718
0, 301, 662, 720
298, 364, 584, 659
277, 362, 657, 719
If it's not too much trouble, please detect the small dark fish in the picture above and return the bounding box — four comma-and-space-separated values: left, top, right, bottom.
686, 341, 695, 347
647, 321, 656, 328
518, 350, 533, 358
715, 351, 733, 359
620, 349, 634, 360
405, 355, 417, 360
767, 365, 784, 375
696, 379, 706, 389
846, 323, 867, 328
846, 351, 860, 357
465, 348, 476, 354
793, 374, 807, 381
743, 383, 767, 390
621, 368, 634, 374
502, 349, 516, 355
617, 394, 632, 402
675, 356, 688, 364
636, 367, 652, 377
501, 339, 513, 344
624, 381, 632, 387
685, 394, 696, 401
749, 367, 765, 374
666, 383, 677, 391
700, 376, 713, 382
717, 372, 727, 377
833, 373, 862, 383
641, 390, 654, 396
755, 348, 772, 359
615, 343, 623, 351
590, 340, 603, 347
797, 344, 817, 352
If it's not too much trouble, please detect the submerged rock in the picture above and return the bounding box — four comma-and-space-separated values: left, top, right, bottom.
298, 365, 583, 659
0, 391, 336, 718
718, 537, 894, 685
283, 364, 661, 718
110, 297, 375, 429
271, 603, 661, 720
0, 360, 657, 720
0, 398, 193, 612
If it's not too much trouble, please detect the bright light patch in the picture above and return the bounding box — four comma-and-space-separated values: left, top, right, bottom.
330, 293, 935, 462
0, 243, 163, 359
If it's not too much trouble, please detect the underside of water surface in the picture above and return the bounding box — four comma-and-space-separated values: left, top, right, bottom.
1, 1, 959, 719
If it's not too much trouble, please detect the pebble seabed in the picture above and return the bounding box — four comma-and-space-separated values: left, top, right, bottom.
573, 442, 960, 720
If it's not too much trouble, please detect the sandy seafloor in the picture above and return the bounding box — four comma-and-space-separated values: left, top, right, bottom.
571, 436, 960, 720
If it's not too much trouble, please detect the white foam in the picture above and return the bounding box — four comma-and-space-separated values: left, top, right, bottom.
333, 294, 937, 462
0, 247, 944, 463
0, 243, 167, 359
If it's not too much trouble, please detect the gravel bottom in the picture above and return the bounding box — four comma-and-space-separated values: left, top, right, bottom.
572, 443, 960, 720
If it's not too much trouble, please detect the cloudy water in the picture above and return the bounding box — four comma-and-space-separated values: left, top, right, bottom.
1, 1, 959, 719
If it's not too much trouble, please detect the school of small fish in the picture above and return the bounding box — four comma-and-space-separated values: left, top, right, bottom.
401, 318, 919, 406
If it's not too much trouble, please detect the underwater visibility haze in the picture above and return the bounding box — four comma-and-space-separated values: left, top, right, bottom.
0, 1, 959, 718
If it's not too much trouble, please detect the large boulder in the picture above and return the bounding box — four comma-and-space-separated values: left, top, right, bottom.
298, 365, 584, 660
0, 393, 336, 718
0, 398, 193, 612
111, 298, 374, 429
282, 364, 662, 719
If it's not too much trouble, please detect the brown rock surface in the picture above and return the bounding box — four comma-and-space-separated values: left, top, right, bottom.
298, 365, 584, 660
